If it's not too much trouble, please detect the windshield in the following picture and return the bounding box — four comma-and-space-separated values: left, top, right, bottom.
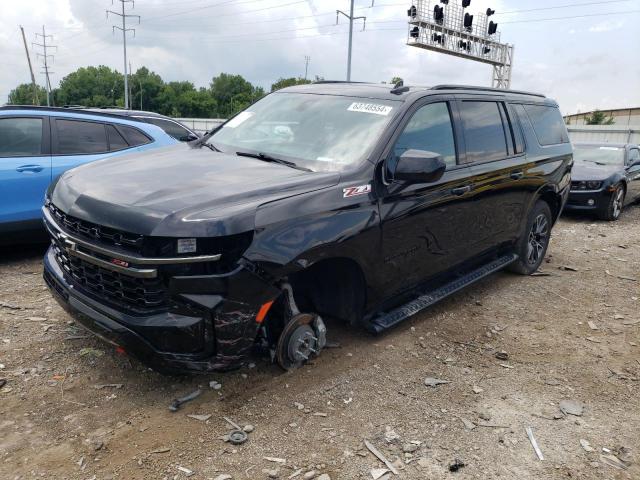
208, 92, 400, 172
573, 145, 625, 165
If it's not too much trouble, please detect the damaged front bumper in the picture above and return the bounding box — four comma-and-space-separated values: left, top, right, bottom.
43, 247, 279, 374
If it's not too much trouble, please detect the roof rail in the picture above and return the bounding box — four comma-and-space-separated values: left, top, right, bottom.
430, 84, 546, 98
311, 80, 368, 84
0, 105, 149, 122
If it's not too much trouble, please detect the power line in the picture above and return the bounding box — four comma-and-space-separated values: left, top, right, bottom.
496, 0, 637, 15
500, 9, 640, 24
33, 26, 57, 106
107, 0, 140, 110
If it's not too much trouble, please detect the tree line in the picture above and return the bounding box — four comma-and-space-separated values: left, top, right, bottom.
7, 66, 318, 118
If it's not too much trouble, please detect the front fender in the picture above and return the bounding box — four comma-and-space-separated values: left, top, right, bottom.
243, 186, 381, 280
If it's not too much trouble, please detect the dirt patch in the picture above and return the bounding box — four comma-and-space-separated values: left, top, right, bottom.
1, 210, 639, 479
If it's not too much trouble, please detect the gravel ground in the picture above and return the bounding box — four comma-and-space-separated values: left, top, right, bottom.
1, 209, 639, 480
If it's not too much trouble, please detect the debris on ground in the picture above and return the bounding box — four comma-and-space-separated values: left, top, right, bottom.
186, 414, 211, 422
168, 389, 202, 412
526, 427, 544, 460
79, 347, 104, 358
264, 456, 287, 464
559, 399, 584, 417
213, 475, 232, 480
209, 380, 222, 390
424, 377, 450, 387
461, 417, 476, 430
494, 351, 509, 360
370, 467, 390, 479
580, 439, 594, 452
472, 385, 483, 394
93, 383, 123, 389
364, 439, 399, 475
176, 465, 194, 476
448, 458, 465, 472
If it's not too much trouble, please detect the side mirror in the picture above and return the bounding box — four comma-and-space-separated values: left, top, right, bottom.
394, 149, 447, 184
180, 134, 199, 142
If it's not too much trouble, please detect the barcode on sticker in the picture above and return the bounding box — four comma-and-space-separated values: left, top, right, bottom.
347, 103, 393, 116
177, 238, 197, 254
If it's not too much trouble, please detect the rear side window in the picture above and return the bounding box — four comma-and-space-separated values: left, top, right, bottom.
117, 125, 152, 147
523, 105, 569, 146
106, 124, 129, 151
56, 119, 108, 154
145, 118, 192, 140
0, 117, 43, 156
459, 101, 508, 163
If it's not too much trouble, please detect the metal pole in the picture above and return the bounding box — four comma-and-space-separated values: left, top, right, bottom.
42, 26, 50, 106
122, 1, 129, 110
304, 55, 310, 80
20, 26, 39, 105
347, 0, 354, 81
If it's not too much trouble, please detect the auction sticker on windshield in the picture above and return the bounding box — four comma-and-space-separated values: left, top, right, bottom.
347, 103, 393, 116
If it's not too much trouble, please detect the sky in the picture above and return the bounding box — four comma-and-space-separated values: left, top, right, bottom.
1, 0, 639, 115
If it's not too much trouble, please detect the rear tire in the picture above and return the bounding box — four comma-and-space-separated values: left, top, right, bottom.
597, 184, 625, 221
508, 200, 552, 275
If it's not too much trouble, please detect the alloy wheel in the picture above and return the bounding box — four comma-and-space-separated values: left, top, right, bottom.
526, 214, 549, 266
612, 188, 624, 219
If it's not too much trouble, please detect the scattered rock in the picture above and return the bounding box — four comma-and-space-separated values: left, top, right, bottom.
243, 424, 255, 433
472, 385, 484, 394
559, 399, 584, 416
263, 468, 280, 478
294, 402, 305, 410
424, 377, 449, 387
213, 475, 232, 480
302, 471, 317, 480
494, 351, 509, 360
448, 458, 465, 472
384, 427, 400, 443
316, 475, 331, 480
402, 443, 419, 453
209, 380, 222, 390
580, 439, 594, 452
477, 409, 491, 421
587, 321, 599, 331
79, 347, 104, 358
461, 418, 476, 430
559, 265, 578, 272
176, 465, 194, 476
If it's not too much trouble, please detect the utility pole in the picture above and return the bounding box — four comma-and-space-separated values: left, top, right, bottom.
33, 26, 56, 106
304, 55, 310, 80
107, 0, 140, 110
19, 26, 39, 105
336, 1, 371, 81
128, 61, 133, 108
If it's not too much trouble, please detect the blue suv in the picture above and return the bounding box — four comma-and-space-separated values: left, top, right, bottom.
0, 107, 177, 243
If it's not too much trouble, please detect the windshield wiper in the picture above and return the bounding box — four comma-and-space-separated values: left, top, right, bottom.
235, 151, 312, 172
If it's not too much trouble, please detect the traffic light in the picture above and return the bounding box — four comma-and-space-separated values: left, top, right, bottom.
407, 5, 417, 18
462, 0, 471, 8
486, 8, 495, 16
488, 21, 498, 35
441, 0, 449, 3
432, 33, 445, 45
483, 46, 491, 54
464, 13, 473, 31
458, 40, 471, 51
410, 26, 419, 38
434, 5, 444, 24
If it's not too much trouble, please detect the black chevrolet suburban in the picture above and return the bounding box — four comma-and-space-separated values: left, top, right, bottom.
42, 83, 572, 374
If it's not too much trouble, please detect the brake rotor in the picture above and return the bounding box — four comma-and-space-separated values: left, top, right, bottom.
276, 313, 326, 370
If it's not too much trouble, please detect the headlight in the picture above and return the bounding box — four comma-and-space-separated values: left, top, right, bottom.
586, 181, 602, 190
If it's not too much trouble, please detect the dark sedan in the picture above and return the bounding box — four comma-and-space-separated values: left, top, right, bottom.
565, 142, 640, 220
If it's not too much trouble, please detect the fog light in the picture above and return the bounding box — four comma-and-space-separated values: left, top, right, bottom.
587, 199, 595, 206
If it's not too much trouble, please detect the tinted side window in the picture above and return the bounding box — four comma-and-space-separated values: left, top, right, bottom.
523, 105, 569, 146
0, 117, 43, 156
145, 118, 191, 140
459, 101, 508, 163
56, 119, 107, 154
106, 124, 129, 151
117, 125, 152, 147
390, 102, 456, 175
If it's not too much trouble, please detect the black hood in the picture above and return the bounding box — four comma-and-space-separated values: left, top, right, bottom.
571, 161, 622, 182
51, 144, 340, 237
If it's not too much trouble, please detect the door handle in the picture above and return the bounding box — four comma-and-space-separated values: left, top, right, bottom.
16, 164, 44, 173
510, 171, 524, 180
451, 185, 472, 196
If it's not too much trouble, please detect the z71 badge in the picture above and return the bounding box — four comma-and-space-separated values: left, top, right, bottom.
343, 184, 372, 198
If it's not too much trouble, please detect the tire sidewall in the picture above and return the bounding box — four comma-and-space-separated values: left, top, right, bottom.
511, 200, 552, 275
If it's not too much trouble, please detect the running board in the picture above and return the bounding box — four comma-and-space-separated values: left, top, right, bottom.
368, 253, 518, 334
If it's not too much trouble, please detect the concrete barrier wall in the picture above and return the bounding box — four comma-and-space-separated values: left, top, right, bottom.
568, 125, 640, 144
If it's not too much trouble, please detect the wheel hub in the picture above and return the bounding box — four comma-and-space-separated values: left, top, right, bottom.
276, 313, 327, 370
